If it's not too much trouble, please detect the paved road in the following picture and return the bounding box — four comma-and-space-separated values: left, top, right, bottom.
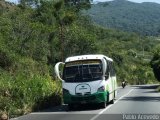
11, 85, 160, 120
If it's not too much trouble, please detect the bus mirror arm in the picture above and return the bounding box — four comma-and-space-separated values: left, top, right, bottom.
54, 62, 65, 82
105, 72, 110, 80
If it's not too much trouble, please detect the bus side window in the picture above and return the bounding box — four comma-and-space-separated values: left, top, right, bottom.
105, 60, 110, 79
109, 61, 112, 76
113, 63, 116, 76
110, 62, 116, 77
111, 62, 116, 76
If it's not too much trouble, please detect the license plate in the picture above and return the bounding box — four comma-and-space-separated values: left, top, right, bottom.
81, 101, 87, 104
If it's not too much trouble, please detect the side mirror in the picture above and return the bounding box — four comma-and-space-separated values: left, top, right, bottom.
54, 62, 65, 82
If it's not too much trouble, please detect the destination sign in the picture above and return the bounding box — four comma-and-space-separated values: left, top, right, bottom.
66, 60, 101, 67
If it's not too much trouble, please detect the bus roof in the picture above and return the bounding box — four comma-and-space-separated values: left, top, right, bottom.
65, 54, 113, 62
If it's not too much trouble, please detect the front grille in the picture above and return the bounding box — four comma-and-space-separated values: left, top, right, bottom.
84, 92, 91, 95
76, 93, 82, 96
76, 92, 91, 96
71, 95, 96, 101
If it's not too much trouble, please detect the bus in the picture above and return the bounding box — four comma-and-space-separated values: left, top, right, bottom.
55, 54, 117, 109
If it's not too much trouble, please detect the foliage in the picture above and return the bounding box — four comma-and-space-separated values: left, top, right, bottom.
150, 45, 160, 82
158, 86, 160, 92
0, 69, 61, 117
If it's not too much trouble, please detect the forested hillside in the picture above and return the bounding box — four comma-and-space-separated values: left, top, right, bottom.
85, 0, 160, 36
0, 0, 159, 118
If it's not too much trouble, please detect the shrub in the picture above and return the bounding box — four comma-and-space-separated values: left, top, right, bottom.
0, 57, 62, 118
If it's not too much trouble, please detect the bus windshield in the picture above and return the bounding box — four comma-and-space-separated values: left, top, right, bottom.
63, 60, 103, 82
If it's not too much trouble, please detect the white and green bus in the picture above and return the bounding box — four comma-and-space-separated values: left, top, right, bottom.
55, 54, 117, 109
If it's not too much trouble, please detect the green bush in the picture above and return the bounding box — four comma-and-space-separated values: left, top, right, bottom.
0, 56, 62, 118
150, 45, 160, 82
0, 71, 62, 117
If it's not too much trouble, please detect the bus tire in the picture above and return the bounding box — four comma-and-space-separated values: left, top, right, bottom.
110, 99, 114, 104
110, 92, 115, 104
100, 101, 106, 108
68, 104, 74, 110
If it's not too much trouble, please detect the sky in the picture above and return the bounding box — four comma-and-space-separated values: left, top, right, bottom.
5, 0, 160, 4
93, 0, 160, 4
6, 0, 18, 4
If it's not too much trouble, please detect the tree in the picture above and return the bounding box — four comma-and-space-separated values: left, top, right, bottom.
150, 45, 160, 81
18, 0, 39, 9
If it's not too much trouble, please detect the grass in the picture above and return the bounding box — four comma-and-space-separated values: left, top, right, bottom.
0, 71, 62, 118
0, 55, 62, 118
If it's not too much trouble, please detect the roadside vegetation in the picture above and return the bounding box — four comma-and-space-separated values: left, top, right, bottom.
0, 0, 159, 117
150, 44, 160, 92
151, 45, 160, 82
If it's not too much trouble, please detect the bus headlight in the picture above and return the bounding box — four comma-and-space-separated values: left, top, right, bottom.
97, 86, 105, 92
63, 88, 70, 94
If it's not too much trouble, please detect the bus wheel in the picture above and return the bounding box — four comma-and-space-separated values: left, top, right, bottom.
68, 104, 74, 110
100, 102, 106, 108
110, 93, 114, 104
110, 99, 114, 104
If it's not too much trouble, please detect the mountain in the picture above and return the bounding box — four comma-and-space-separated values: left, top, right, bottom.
0, 0, 16, 14
85, 0, 160, 36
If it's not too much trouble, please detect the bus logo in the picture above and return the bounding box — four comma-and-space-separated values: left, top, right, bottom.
75, 84, 91, 95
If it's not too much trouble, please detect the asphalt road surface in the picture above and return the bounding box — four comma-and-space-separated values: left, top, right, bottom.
11, 85, 160, 120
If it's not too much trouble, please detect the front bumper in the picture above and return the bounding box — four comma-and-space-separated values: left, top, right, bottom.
63, 92, 108, 104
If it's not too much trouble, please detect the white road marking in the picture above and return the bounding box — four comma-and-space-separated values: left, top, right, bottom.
31, 112, 69, 114
90, 89, 134, 120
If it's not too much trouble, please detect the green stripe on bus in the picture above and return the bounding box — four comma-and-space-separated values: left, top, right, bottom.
63, 91, 109, 104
